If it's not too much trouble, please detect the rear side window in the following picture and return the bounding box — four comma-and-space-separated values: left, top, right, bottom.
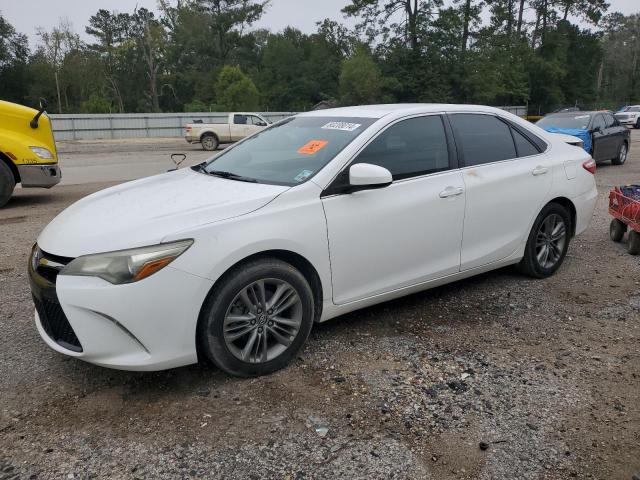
353, 115, 450, 180
511, 128, 540, 157
449, 114, 517, 166
234, 114, 248, 125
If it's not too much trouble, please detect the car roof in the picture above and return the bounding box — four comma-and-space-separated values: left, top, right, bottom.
546, 111, 599, 117
297, 103, 512, 119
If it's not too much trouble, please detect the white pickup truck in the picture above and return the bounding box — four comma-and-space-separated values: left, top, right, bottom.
184, 112, 271, 151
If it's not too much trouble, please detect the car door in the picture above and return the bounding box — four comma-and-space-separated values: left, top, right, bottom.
448, 113, 553, 271
591, 114, 609, 161
603, 113, 624, 157
321, 114, 466, 305
247, 115, 267, 136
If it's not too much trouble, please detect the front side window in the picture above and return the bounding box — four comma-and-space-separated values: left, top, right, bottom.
352, 115, 450, 180
248, 115, 267, 126
449, 114, 517, 166
202, 116, 376, 186
592, 114, 606, 131
604, 114, 616, 128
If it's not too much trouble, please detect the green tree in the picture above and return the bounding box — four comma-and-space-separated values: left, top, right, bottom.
0, 14, 30, 104
216, 65, 259, 110
339, 46, 381, 105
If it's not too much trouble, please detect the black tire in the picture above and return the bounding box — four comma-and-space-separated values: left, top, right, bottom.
197, 258, 314, 377
635, 119, 640, 129
518, 202, 571, 278
0, 161, 16, 208
201, 134, 219, 151
611, 142, 628, 165
628, 231, 640, 255
610, 219, 626, 242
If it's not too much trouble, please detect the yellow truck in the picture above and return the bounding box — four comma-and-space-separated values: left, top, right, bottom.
0, 99, 61, 207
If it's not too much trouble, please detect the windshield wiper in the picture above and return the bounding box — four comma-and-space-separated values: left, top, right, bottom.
208, 170, 258, 183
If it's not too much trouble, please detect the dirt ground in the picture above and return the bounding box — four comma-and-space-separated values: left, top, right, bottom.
1, 133, 639, 480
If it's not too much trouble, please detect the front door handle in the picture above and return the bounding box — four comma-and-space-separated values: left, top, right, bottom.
439, 186, 464, 198
532, 166, 548, 176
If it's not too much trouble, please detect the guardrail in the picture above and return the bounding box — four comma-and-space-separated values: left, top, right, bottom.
49, 112, 297, 141
49, 106, 527, 141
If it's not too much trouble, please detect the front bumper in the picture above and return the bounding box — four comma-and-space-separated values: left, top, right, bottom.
18, 163, 61, 188
28, 246, 214, 371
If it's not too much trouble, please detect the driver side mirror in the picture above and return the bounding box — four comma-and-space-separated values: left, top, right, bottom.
348, 163, 392, 192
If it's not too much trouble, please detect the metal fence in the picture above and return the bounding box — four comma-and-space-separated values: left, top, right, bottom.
49, 112, 296, 141
49, 107, 527, 141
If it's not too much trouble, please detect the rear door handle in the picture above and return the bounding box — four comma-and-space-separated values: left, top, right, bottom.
532, 166, 548, 176
439, 186, 464, 198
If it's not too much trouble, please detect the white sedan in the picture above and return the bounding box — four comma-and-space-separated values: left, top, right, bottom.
29, 104, 597, 377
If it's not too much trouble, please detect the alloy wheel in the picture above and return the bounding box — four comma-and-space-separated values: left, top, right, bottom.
619, 144, 627, 164
535, 213, 567, 269
222, 279, 302, 363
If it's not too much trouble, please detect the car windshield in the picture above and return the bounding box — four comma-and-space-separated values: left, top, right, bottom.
623, 106, 640, 112
200, 116, 376, 186
537, 114, 592, 130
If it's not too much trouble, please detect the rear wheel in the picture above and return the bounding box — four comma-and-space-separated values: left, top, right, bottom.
612, 142, 628, 165
201, 134, 219, 151
197, 258, 315, 377
629, 231, 640, 255
0, 161, 15, 208
610, 219, 626, 242
518, 203, 571, 278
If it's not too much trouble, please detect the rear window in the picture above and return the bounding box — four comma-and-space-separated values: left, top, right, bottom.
537, 114, 591, 130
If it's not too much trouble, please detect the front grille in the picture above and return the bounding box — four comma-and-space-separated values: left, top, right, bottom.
33, 294, 83, 352
34, 248, 73, 284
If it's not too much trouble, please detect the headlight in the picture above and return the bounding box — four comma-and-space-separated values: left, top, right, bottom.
29, 146, 54, 160
61, 240, 193, 284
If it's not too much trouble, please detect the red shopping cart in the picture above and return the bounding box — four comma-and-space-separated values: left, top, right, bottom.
609, 186, 640, 255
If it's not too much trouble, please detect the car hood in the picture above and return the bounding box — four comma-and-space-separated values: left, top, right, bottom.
38, 168, 289, 257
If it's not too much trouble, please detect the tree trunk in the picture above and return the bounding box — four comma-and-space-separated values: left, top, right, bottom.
54, 71, 62, 114
507, 0, 514, 37
406, 0, 419, 54
563, 1, 571, 21
462, 0, 472, 53
541, 0, 548, 46
516, 0, 526, 36
531, 9, 541, 48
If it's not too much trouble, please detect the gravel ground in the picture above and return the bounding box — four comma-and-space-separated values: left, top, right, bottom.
1, 133, 639, 480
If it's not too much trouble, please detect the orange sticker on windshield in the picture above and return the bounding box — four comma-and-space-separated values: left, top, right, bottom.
298, 140, 328, 155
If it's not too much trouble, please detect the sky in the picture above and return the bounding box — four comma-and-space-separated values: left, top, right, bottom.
1, 0, 639, 47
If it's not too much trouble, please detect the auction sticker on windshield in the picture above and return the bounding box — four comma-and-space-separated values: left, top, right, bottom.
321, 122, 362, 132
298, 140, 329, 155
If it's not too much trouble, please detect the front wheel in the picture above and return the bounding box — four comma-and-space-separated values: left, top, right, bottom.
612, 142, 628, 165
518, 203, 571, 278
0, 161, 16, 208
610, 219, 626, 242
197, 258, 315, 377
201, 134, 219, 151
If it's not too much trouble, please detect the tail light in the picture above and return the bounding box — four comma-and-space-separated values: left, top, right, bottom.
185, 126, 192, 133
582, 159, 596, 174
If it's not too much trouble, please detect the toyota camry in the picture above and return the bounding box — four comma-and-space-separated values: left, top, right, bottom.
29, 104, 598, 377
